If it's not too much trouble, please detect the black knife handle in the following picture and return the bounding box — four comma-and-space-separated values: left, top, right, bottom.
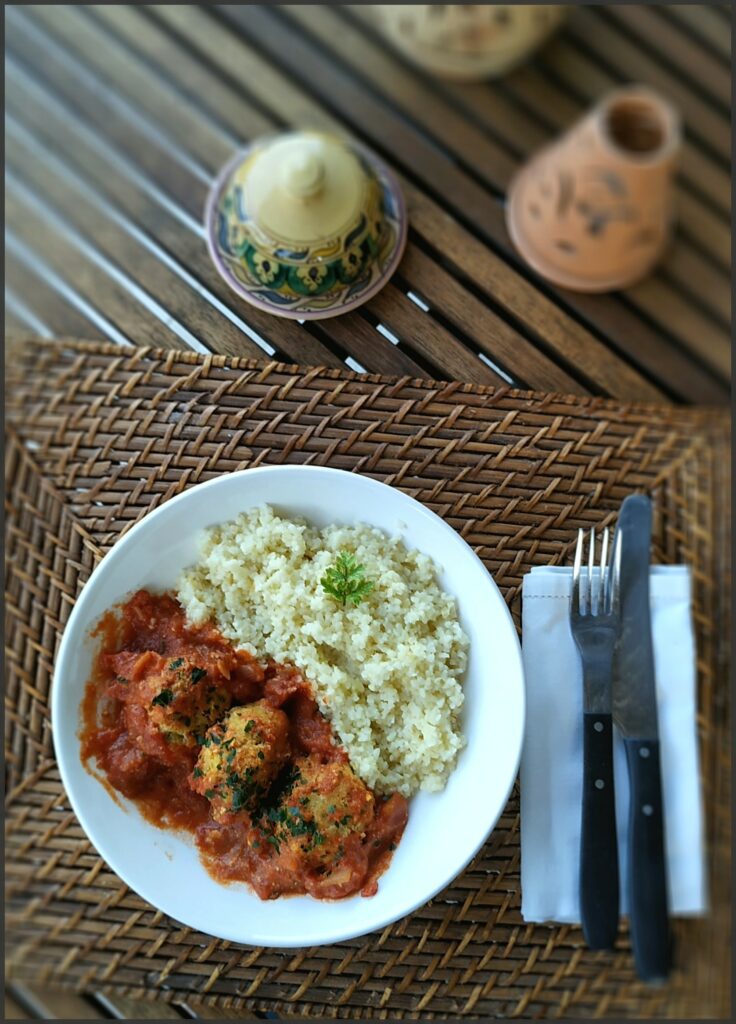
580, 712, 620, 950
624, 738, 671, 982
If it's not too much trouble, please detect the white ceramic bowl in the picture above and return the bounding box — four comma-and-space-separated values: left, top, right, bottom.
53, 466, 525, 947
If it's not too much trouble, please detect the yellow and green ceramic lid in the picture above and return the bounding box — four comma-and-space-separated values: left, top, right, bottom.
206, 131, 407, 320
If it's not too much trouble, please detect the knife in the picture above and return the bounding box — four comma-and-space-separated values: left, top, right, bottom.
612, 494, 671, 982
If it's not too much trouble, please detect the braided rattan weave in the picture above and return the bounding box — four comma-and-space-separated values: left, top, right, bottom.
5, 339, 730, 1019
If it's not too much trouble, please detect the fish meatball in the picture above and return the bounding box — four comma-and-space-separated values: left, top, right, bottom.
275, 756, 374, 868
192, 702, 290, 818
138, 654, 230, 748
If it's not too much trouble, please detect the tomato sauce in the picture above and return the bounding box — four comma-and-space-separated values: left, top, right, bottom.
81, 590, 408, 900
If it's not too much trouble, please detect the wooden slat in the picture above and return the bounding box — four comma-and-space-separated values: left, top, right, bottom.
398, 244, 583, 392
6, 123, 272, 361
345, 5, 550, 157
280, 2, 730, 373
663, 246, 731, 327
216, 4, 729, 402
3, 88, 342, 375
6, 188, 181, 350
175, 1003, 261, 1020
568, 6, 730, 164
10, 985, 102, 1020
92, 992, 184, 1019
5, 255, 104, 340
664, 5, 732, 62
605, 5, 730, 110
5, 309, 30, 337
624, 280, 730, 379
285, 3, 516, 191
4, 992, 30, 1020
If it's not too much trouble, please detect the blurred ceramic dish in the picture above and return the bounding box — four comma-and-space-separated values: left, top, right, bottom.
377, 4, 567, 81
206, 132, 407, 320
53, 466, 525, 947
506, 87, 681, 292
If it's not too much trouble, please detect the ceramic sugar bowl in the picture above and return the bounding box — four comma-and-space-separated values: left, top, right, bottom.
377, 4, 567, 81
206, 132, 407, 320
506, 87, 681, 292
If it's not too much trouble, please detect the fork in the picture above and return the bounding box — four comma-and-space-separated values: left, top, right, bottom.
570, 526, 622, 951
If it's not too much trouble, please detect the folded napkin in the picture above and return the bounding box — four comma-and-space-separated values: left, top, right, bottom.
520, 565, 707, 924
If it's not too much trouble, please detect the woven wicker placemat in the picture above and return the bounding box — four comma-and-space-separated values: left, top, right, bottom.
5, 339, 730, 1020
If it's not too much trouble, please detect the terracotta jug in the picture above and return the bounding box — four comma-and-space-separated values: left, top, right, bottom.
377, 5, 567, 81
506, 87, 681, 292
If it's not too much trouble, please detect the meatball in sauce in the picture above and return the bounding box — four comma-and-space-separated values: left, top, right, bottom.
81, 590, 408, 900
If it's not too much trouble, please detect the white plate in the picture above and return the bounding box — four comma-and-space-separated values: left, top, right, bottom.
53, 466, 525, 947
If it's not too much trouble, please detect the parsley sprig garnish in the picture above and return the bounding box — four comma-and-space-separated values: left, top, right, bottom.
320, 551, 375, 607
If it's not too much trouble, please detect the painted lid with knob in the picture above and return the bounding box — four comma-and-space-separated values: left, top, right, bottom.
206, 131, 407, 320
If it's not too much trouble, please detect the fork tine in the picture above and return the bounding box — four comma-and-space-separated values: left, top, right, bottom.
588, 527, 596, 615
600, 527, 609, 613
572, 527, 583, 612
610, 528, 622, 615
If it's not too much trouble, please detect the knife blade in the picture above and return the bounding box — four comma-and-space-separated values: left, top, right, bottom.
612, 494, 671, 982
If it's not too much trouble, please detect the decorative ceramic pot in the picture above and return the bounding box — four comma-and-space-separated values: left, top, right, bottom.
206, 132, 407, 320
377, 4, 567, 81
506, 87, 681, 292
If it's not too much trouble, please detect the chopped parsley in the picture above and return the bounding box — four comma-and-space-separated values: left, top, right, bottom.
169, 658, 184, 670
151, 688, 174, 707
244, 720, 255, 733
320, 551, 375, 607
204, 789, 215, 800
190, 667, 207, 684
192, 767, 203, 779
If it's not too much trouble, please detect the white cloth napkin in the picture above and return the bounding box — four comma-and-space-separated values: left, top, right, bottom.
520, 565, 707, 924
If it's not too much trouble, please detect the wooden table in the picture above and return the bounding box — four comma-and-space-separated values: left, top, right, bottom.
4, 5, 731, 406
